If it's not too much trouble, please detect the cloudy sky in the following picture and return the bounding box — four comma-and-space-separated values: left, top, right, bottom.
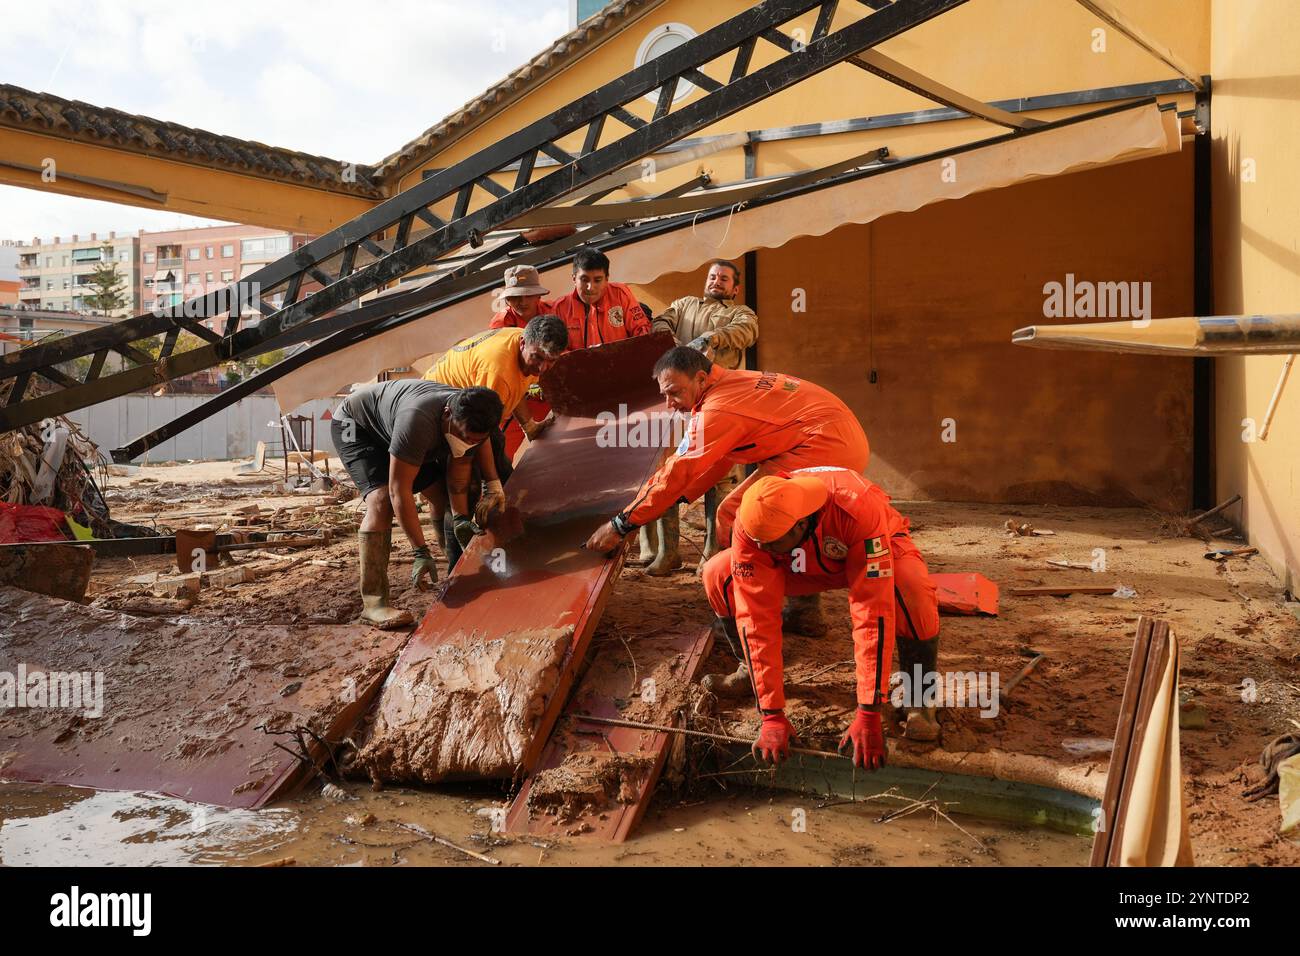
1, 0, 571, 239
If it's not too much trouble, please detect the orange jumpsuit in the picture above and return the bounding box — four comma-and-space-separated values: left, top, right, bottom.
620, 366, 869, 540
551, 283, 651, 351
488, 301, 556, 331
702, 467, 939, 712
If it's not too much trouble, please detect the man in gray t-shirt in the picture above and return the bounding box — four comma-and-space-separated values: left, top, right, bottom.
331, 380, 503, 629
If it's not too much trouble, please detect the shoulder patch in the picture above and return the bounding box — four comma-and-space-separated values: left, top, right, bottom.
822, 536, 849, 560
864, 535, 887, 556
865, 561, 893, 579
608, 306, 625, 327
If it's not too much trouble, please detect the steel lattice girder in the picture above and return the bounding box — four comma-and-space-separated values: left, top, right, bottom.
109, 174, 714, 461
0, 0, 969, 433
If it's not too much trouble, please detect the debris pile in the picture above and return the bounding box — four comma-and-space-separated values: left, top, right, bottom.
0, 403, 114, 538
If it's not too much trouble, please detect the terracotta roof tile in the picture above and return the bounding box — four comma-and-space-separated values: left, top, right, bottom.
0, 83, 384, 198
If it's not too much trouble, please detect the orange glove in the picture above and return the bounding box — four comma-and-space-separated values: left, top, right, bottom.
839, 707, 886, 770
753, 711, 797, 764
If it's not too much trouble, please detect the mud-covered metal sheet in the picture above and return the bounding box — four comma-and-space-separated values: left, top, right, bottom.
0, 588, 405, 807
504, 625, 713, 842
355, 333, 675, 783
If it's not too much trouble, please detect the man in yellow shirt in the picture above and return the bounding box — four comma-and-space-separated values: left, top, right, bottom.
423, 313, 568, 568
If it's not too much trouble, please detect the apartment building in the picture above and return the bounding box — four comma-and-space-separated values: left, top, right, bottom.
138, 223, 315, 327
14, 233, 141, 317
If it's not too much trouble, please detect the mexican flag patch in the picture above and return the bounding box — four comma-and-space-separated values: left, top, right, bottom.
864, 535, 887, 556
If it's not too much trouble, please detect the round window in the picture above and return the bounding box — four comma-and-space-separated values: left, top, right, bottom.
635, 23, 699, 107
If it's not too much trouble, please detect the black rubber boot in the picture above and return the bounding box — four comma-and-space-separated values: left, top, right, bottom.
896, 633, 940, 741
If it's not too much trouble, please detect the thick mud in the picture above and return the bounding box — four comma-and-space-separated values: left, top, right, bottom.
355, 627, 574, 783
0, 780, 1090, 867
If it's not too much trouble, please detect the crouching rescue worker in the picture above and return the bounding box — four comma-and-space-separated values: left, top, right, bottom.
331, 381, 504, 629
700, 468, 941, 765
585, 346, 869, 636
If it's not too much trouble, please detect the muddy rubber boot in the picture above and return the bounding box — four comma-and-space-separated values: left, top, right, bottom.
701, 660, 751, 699
782, 593, 828, 637
897, 633, 941, 742
357, 530, 413, 630
700, 617, 751, 699
627, 521, 659, 567
646, 505, 683, 576
701, 486, 720, 563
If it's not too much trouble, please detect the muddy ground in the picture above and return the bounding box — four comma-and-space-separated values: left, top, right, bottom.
15, 458, 1300, 865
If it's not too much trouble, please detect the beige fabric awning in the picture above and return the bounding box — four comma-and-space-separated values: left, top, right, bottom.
274, 101, 1181, 411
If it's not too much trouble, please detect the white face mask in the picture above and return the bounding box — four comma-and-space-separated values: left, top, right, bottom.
445, 430, 476, 458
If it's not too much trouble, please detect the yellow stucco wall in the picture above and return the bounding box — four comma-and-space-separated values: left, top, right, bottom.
638, 148, 1195, 508
1210, 0, 1300, 592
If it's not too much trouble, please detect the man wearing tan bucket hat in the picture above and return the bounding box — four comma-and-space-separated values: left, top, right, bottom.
488, 265, 554, 331
698, 467, 941, 764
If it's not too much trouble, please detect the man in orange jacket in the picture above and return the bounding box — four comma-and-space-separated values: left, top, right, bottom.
551, 247, 651, 351
700, 468, 942, 764
585, 346, 869, 635
487, 265, 554, 331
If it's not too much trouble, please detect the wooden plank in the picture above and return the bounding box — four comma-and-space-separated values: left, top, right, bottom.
1009, 585, 1115, 596
1106, 619, 1171, 866
503, 625, 714, 842
0, 543, 93, 602
1090, 616, 1151, 866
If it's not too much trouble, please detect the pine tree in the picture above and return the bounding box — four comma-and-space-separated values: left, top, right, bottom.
83, 242, 127, 316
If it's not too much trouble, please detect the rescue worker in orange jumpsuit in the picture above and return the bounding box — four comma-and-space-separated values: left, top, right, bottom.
487, 264, 554, 331
585, 345, 869, 635
701, 468, 942, 760
551, 247, 652, 351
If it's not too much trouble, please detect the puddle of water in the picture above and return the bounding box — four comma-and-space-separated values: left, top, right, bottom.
0, 781, 1089, 867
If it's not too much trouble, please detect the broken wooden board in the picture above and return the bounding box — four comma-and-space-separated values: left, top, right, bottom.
0, 543, 93, 602
0, 587, 405, 807
504, 625, 713, 841
1009, 585, 1116, 597
932, 572, 999, 616
354, 333, 675, 784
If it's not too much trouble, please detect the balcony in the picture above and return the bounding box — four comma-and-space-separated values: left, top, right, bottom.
157, 258, 183, 269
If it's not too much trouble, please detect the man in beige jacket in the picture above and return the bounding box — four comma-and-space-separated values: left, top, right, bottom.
635, 258, 759, 575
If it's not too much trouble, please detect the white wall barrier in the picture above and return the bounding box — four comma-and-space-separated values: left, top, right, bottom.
66, 394, 342, 463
